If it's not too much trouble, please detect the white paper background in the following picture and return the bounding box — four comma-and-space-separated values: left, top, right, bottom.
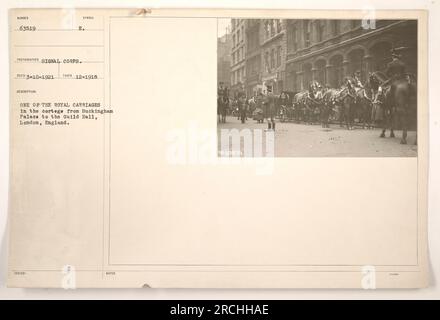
0, 0, 439, 299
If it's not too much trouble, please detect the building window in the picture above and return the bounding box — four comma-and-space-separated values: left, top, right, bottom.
332, 20, 340, 36
270, 48, 275, 69
304, 20, 311, 47
247, 32, 254, 52
316, 21, 324, 42
265, 51, 270, 71
276, 19, 282, 33
265, 21, 270, 40
289, 25, 297, 52
276, 46, 282, 67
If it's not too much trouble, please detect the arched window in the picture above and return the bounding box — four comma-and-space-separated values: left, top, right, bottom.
288, 70, 298, 92
314, 59, 327, 85
302, 63, 313, 88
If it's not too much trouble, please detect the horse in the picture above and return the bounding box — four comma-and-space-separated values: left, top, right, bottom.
293, 90, 310, 123
335, 79, 357, 130
217, 95, 228, 123
217, 96, 223, 123
369, 71, 417, 144
220, 96, 229, 123
247, 96, 256, 118
295, 81, 323, 124
322, 88, 341, 128
277, 92, 291, 122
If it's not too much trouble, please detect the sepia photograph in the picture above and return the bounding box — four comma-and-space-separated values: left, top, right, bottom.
217, 19, 418, 157
4, 7, 432, 293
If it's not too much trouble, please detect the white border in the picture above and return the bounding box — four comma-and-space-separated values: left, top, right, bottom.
1, 0, 439, 299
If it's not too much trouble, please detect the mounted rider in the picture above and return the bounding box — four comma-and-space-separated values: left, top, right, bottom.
380, 47, 411, 108
377, 47, 408, 91
386, 48, 406, 79
378, 47, 416, 144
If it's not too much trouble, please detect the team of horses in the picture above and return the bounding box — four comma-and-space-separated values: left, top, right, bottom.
292, 79, 376, 131
288, 72, 417, 145
218, 71, 417, 145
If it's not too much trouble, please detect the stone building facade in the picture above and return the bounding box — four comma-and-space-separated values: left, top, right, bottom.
259, 19, 288, 95
244, 19, 262, 97
285, 19, 417, 92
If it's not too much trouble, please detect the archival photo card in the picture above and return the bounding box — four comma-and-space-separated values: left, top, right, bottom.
217, 18, 418, 157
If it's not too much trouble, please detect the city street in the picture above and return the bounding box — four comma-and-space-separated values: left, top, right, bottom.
217, 116, 417, 157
